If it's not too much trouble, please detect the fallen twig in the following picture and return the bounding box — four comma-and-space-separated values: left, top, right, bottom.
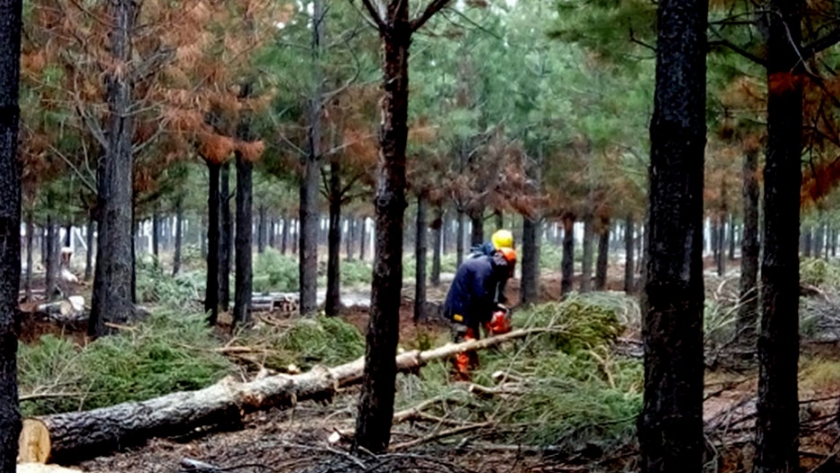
389, 422, 493, 451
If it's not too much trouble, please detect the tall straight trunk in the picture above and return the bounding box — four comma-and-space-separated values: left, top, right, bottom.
281, 215, 289, 255
0, 0, 23, 463
755, 1, 804, 471
89, 0, 136, 337
220, 163, 232, 312
356, 1, 422, 453
152, 210, 160, 260
359, 218, 366, 261
131, 210, 137, 304
40, 226, 46, 267
268, 219, 276, 249
737, 150, 760, 339
64, 223, 71, 247
595, 217, 610, 291
84, 210, 95, 282
470, 210, 483, 246
325, 160, 342, 317
200, 215, 207, 259
716, 215, 725, 277
803, 226, 812, 257
561, 215, 574, 297
580, 216, 594, 293
441, 211, 449, 255
172, 196, 183, 277
456, 209, 465, 267
520, 216, 540, 305
639, 0, 707, 472
814, 219, 825, 259
257, 207, 266, 253
298, 0, 324, 317
728, 215, 736, 260
494, 209, 503, 230
414, 194, 427, 323
234, 152, 253, 326
45, 217, 58, 300
24, 212, 33, 300
827, 224, 833, 260
205, 161, 221, 326
431, 207, 442, 287
345, 217, 353, 261
624, 214, 635, 293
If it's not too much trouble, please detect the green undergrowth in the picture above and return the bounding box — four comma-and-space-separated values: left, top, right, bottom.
253, 249, 299, 293
396, 294, 642, 452
136, 257, 205, 310
800, 258, 840, 288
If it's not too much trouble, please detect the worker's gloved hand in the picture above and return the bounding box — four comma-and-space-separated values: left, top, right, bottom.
488, 309, 512, 335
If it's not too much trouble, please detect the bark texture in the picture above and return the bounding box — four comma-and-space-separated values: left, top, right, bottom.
205, 161, 221, 326
172, 196, 183, 277
638, 1, 707, 472
84, 211, 95, 282
414, 194, 427, 323
0, 0, 22, 464
325, 160, 342, 317
234, 153, 253, 326
737, 150, 760, 340
520, 216, 540, 305
595, 218, 609, 291
624, 214, 635, 293
430, 207, 442, 287
561, 216, 574, 297
220, 163, 232, 311
755, 1, 803, 471
580, 216, 593, 293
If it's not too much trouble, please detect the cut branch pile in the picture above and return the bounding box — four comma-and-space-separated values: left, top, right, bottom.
23, 329, 542, 463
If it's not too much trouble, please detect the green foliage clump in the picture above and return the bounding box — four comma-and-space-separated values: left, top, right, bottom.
18, 311, 231, 416
800, 258, 840, 288
339, 260, 373, 287
397, 296, 641, 451
240, 316, 365, 371
253, 248, 299, 293
136, 257, 205, 309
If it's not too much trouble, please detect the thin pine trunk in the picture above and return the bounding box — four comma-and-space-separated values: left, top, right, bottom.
257, 206, 266, 254
595, 217, 609, 291
172, 196, 183, 277
234, 151, 253, 326
470, 210, 483, 246
220, 163, 232, 312
520, 216, 540, 305
414, 194, 427, 323
580, 216, 594, 293
205, 161, 221, 326
84, 210, 95, 282
325, 160, 342, 317
456, 209, 465, 267
561, 215, 574, 297
737, 150, 760, 341
25, 212, 33, 301
431, 207, 443, 287
624, 214, 635, 293
45, 216, 57, 300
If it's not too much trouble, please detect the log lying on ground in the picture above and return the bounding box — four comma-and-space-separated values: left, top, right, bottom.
26, 328, 542, 462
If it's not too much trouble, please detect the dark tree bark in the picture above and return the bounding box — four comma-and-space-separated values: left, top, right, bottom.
131, 213, 137, 304
359, 218, 366, 261
40, 226, 46, 267
815, 219, 825, 259
430, 207, 442, 287
803, 226, 812, 257
414, 194, 427, 323
205, 161, 221, 326
45, 217, 58, 300
325, 160, 342, 317
728, 215, 736, 261
172, 196, 183, 277
89, 0, 136, 337
456, 209, 465, 267
441, 211, 449, 255
638, 0, 707, 472
220, 163, 232, 312
64, 223, 71, 248
24, 212, 33, 301
268, 218, 276, 249
200, 215, 207, 259
716, 215, 725, 277
580, 216, 594, 293
0, 1, 23, 464
355, 0, 449, 453
827, 224, 833, 260
595, 217, 610, 291
84, 210, 95, 282
298, 0, 324, 317
470, 210, 483, 246
281, 214, 289, 255
257, 207, 266, 254
520, 216, 540, 305
234, 152, 253, 326
561, 215, 575, 297
494, 209, 503, 230
624, 214, 635, 293
737, 150, 760, 339
755, 1, 804, 471
345, 217, 354, 261
152, 210, 161, 260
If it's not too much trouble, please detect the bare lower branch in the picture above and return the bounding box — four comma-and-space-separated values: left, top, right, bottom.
411, 0, 452, 33
358, 0, 388, 32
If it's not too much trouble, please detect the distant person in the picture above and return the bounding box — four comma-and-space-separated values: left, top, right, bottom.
443, 248, 516, 380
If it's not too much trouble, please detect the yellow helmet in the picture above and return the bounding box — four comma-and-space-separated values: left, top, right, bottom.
492, 229, 514, 250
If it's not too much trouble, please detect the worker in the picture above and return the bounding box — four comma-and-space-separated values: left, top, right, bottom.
469, 229, 515, 305
443, 247, 517, 380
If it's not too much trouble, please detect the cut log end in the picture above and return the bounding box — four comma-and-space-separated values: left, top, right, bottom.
18, 418, 51, 464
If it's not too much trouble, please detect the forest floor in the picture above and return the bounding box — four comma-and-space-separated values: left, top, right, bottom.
18, 255, 840, 472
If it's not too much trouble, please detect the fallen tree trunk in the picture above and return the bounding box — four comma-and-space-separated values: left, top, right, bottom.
27, 328, 541, 462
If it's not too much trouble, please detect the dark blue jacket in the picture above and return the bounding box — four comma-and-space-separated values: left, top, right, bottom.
443, 254, 509, 326
469, 242, 496, 259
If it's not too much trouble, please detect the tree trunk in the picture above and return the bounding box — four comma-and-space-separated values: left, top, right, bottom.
561, 215, 574, 297
220, 163, 232, 312
131, 214, 137, 304
431, 207, 442, 287
803, 226, 812, 257
64, 223, 71, 248
728, 215, 736, 261
580, 216, 594, 293
737, 150, 760, 340
470, 210, 483, 247
827, 224, 833, 260
716, 215, 725, 277
815, 219, 825, 260
234, 152, 253, 326
520, 216, 540, 305
200, 215, 207, 259
345, 217, 354, 261
0, 2, 23, 464
257, 207, 266, 254
84, 210, 95, 282
441, 211, 449, 255
205, 161, 221, 326
494, 209, 503, 230
414, 194, 427, 323
281, 215, 289, 255
25, 212, 33, 301
755, 1, 803, 471
325, 160, 342, 317
89, 0, 136, 337
638, 0, 707, 472
45, 217, 58, 300
456, 209, 465, 267
359, 218, 366, 262
624, 214, 635, 293
355, 4, 413, 453
152, 210, 160, 260
268, 218, 276, 249
172, 196, 183, 277
595, 217, 609, 291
